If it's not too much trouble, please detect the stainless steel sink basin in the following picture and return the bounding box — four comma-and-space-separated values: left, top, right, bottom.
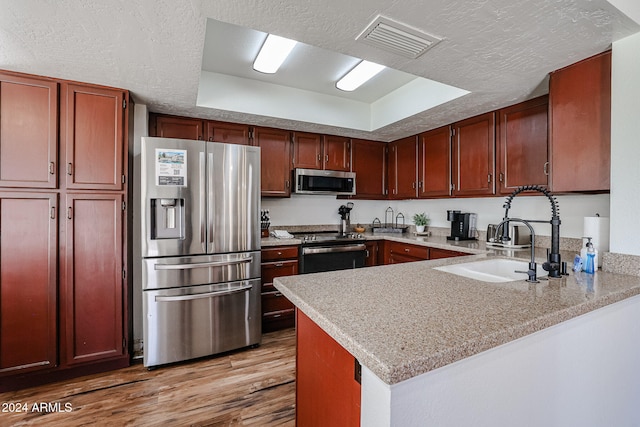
433, 258, 547, 283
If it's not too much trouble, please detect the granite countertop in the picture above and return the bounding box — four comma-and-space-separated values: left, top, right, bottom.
273, 252, 640, 385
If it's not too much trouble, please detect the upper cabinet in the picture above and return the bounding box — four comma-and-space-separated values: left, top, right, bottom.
387, 136, 418, 199
496, 96, 549, 194
254, 127, 292, 197
62, 83, 127, 191
293, 132, 351, 171
451, 112, 496, 197
206, 121, 250, 145
418, 126, 451, 198
350, 139, 387, 199
549, 51, 611, 193
0, 72, 58, 189
153, 115, 203, 140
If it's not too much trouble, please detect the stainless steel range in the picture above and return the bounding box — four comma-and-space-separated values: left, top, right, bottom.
297, 232, 367, 274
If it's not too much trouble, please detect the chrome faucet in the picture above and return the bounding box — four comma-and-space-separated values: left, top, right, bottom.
498, 185, 562, 279
494, 218, 539, 282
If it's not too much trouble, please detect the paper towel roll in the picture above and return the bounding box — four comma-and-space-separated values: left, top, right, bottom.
583, 216, 610, 267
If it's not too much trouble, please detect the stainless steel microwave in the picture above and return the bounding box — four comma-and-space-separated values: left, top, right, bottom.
294, 168, 356, 196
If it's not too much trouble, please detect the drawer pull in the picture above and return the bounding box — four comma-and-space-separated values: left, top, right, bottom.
275, 262, 284, 267
404, 248, 410, 252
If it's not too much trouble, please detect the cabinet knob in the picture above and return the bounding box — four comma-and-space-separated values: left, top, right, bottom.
277, 251, 282, 255
404, 248, 410, 252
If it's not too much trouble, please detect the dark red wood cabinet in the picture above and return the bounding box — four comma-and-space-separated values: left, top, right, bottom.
452, 112, 496, 197
0, 72, 58, 189
418, 126, 451, 198
0, 70, 129, 391
293, 132, 351, 172
0, 192, 57, 375
254, 127, 293, 197
387, 135, 418, 199
261, 246, 299, 332
296, 309, 361, 427
206, 120, 250, 145
350, 139, 387, 199
153, 115, 203, 140
549, 51, 611, 193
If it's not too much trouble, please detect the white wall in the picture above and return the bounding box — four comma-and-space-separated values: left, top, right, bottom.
262, 193, 610, 238
610, 31, 640, 255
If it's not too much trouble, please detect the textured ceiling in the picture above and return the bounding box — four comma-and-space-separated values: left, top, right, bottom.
1, 0, 638, 141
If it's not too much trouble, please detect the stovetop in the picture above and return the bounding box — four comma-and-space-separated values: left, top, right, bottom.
294, 232, 365, 245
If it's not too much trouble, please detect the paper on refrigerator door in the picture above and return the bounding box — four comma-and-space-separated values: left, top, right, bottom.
155, 148, 187, 186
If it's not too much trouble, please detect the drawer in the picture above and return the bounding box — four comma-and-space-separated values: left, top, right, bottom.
262, 290, 294, 313
387, 241, 429, 260
262, 309, 295, 332
261, 259, 299, 284
262, 245, 299, 261
429, 247, 467, 260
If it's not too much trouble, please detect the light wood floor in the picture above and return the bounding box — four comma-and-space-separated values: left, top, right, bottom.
0, 328, 296, 426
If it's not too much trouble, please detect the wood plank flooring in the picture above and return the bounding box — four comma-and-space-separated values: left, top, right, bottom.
0, 328, 296, 426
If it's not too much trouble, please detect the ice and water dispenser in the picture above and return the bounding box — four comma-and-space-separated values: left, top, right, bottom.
150, 198, 185, 239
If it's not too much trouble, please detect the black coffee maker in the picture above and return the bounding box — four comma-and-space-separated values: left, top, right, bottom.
446, 210, 477, 241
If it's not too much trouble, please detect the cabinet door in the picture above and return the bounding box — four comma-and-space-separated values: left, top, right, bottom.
62, 193, 124, 365
293, 132, 323, 170
364, 241, 379, 267
254, 127, 292, 197
154, 115, 203, 140
351, 139, 386, 199
206, 120, 250, 145
429, 247, 467, 260
0, 73, 58, 189
0, 192, 57, 375
387, 136, 417, 199
324, 135, 351, 171
452, 112, 495, 197
497, 96, 549, 194
63, 83, 125, 190
418, 126, 451, 198
549, 51, 611, 192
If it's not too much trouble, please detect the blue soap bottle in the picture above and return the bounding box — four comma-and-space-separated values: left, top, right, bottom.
584, 240, 596, 274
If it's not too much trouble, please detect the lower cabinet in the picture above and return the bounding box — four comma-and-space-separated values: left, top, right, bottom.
296, 309, 361, 427
364, 240, 380, 267
261, 245, 298, 332
384, 240, 467, 264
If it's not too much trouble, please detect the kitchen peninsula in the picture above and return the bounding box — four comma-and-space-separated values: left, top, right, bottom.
274, 241, 640, 426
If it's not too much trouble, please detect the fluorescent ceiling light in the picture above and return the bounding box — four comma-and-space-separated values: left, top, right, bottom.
336, 60, 386, 91
253, 34, 297, 74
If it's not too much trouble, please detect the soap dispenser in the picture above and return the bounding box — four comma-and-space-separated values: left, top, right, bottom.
583, 237, 597, 274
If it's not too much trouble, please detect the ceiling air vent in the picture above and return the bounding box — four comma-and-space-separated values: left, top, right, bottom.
356, 15, 443, 59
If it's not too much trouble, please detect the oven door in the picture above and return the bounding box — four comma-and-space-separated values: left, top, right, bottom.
300, 243, 367, 274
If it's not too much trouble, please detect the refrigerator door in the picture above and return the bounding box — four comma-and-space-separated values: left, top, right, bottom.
207, 142, 261, 254
141, 137, 206, 257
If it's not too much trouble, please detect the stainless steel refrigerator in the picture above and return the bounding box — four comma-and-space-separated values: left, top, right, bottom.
140, 137, 261, 368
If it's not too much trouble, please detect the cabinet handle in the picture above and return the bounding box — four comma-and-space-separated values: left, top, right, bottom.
499, 172, 504, 182
277, 251, 283, 256
67, 163, 73, 176
544, 162, 549, 176
275, 262, 284, 267
50, 207, 56, 219
67, 207, 72, 219
412, 182, 416, 189
285, 180, 290, 188
404, 248, 410, 252
49, 162, 55, 175
487, 173, 492, 183
418, 181, 423, 188
325, 154, 329, 163
317, 154, 321, 162
274, 292, 283, 297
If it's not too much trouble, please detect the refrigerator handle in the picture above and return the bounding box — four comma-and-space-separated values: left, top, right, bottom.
208, 152, 215, 250
199, 151, 206, 251
154, 284, 252, 302
154, 256, 252, 270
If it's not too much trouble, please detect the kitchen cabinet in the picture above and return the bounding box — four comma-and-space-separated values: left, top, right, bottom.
296, 309, 361, 427
152, 114, 203, 140
387, 136, 418, 199
452, 112, 496, 197
496, 96, 549, 194
364, 240, 380, 267
293, 132, 351, 171
62, 83, 126, 191
418, 126, 451, 198
428, 247, 468, 259
350, 139, 387, 199
0, 72, 58, 189
261, 246, 299, 332
549, 51, 611, 192
205, 120, 250, 145
384, 240, 429, 264
254, 127, 293, 197
61, 193, 125, 365
0, 192, 57, 376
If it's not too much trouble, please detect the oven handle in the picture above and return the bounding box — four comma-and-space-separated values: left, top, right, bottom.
154, 284, 253, 302
302, 243, 366, 255
154, 256, 252, 270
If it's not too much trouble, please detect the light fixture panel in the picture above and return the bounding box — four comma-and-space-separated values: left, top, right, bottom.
253, 34, 297, 74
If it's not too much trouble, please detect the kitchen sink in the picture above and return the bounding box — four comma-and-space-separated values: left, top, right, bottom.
433, 258, 548, 283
